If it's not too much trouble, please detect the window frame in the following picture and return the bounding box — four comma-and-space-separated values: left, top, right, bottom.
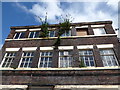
0, 52, 16, 68
59, 50, 73, 68
61, 30, 71, 37
48, 30, 56, 37
99, 49, 119, 67
79, 49, 95, 67
93, 27, 106, 36
28, 31, 40, 38
13, 32, 26, 39
18, 51, 34, 68
38, 50, 53, 68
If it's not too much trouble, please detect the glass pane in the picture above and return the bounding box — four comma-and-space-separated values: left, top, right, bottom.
20, 32, 25, 38
29, 32, 34, 38
93, 28, 106, 35
35, 31, 40, 38
14, 33, 20, 39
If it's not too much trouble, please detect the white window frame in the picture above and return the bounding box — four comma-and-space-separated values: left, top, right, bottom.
61, 30, 71, 37
38, 51, 53, 68
59, 50, 73, 68
93, 27, 106, 35
0, 52, 16, 68
100, 49, 119, 67
18, 51, 34, 68
48, 30, 55, 37
28, 31, 40, 38
13, 32, 25, 39
79, 49, 95, 67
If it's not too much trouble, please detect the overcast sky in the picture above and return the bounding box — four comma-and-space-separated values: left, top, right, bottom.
1, 0, 120, 49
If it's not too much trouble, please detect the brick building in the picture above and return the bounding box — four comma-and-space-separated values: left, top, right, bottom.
0, 21, 120, 90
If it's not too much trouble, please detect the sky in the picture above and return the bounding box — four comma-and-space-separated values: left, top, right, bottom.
0, 0, 120, 49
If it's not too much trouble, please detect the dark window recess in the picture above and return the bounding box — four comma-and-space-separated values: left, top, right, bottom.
14, 32, 25, 39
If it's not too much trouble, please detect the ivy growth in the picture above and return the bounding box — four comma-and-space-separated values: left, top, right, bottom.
79, 60, 86, 68
54, 14, 74, 47
36, 12, 49, 38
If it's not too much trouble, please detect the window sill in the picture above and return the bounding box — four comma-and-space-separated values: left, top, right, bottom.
5, 34, 117, 41
0, 66, 119, 70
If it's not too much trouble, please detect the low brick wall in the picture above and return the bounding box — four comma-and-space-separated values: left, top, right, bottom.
1, 69, 120, 85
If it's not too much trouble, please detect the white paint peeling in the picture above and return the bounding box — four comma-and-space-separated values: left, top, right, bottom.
77, 45, 93, 49
6, 48, 20, 51
97, 44, 113, 48
22, 47, 37, 51
58, 46, 74, 50
40, 47, 53, 50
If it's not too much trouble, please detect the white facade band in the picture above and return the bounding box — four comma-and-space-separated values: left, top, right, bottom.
15, 29, 27, 32
22, 47, 37, 51
97, 44, 113, 48
91, 25, 105, 27
58, 46, 74, 50
75, 25, 88, 28
29, 28, 41, 31
0, 85, 28, 89
40, 47, 53, 50
77, 45, 93, 49
6, 48, 20, 51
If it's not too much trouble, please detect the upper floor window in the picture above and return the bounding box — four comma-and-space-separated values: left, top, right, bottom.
28, 31, 40, 38
100, 49, 118, 67
18, 52, 34, 68
14, 32, 25, 39
38, 51, 53, 68
76, 28, 88, 36
93, 28, 106, 35
79, 50, 95, 67
59, 50, 73, 68
48, 30, 55, 37
0, 52, 16, 68
61, 31, 71, 37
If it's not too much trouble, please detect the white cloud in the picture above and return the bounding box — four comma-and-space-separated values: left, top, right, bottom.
16, 1, 118, 29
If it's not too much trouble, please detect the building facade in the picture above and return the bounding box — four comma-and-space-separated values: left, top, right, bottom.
0, 21, 120, 90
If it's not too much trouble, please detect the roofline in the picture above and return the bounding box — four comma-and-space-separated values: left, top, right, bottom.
10, 21, 112, 29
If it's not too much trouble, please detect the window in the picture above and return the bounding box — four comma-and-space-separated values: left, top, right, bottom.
59, 51, 73, 68
28, 31, 40, 38
79, 50, 95, 67
19, 52, 34, 68
48, 30, 55, 37
14, 32, 25, 39
1, 52, 16, 68
100, 49, 118, 66
38, 51, 53, 68
77, 30, 88, 36
76, 28, 88, 36
93, 28, 106, 35
61, 31, 71, 37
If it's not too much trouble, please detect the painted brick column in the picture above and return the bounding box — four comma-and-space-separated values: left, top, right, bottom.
93, 45, 103, 67
31, 47, 40, 68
